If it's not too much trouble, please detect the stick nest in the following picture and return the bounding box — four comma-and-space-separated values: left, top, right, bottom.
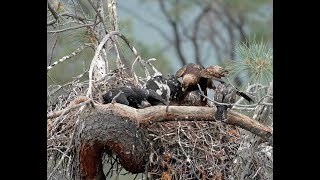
47, 37, 272, 179
146, 121, 241, 179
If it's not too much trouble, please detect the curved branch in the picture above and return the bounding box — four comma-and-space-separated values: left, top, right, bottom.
94, 103, 272, 142
70, 102, 272, 179
86, 31, 145, 97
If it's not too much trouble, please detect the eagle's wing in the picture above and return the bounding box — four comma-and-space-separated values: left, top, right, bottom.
200, 65, 228, 79
175, 64, 188, 78
214, 83, 228, 121
214, 84, 225, 105
113, 94, 130, 105
102, 89, 130, 105
192, 63, 204, 70
224, 85, 237, 108
146, 89, 167, 105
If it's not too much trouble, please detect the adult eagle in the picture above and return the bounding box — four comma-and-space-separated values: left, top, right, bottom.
175, 63, 228, 106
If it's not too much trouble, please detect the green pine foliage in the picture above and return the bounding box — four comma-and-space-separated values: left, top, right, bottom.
226, 38, 273, 89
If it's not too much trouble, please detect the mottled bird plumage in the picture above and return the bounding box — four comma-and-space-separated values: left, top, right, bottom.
175, 63, 228, 106
102, 86, 167, 108
214, 83, 236, 121
175, 63, 204, 92
145, 74, 183, 104
214, 83, 253, 121
200, 65, 228, 79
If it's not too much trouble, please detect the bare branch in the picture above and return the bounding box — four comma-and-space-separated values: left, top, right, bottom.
47, 45, 88, 71
92, 103, 273, 142
47, 97, 90, 119
107, 0, 119, 32
87, 31, 145, 97
48, 34, 58, 66
47, 23, 95, 33
60, 13, 91, 22
158, 0, 187, 65
47, 0, 59, 21
87, 0, 108, 36
47, 19, 57, 26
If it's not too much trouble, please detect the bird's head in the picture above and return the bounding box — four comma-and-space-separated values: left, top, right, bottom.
181, 74, 196, 92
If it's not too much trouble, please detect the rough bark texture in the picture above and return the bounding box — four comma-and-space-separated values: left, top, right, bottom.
71, 103, 272, 179
71, 104, 147, 179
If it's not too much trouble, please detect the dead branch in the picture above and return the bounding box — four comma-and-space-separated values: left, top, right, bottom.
70, 102, 272, 179
96, 103, 272, 142
47, 96, 90, 119
47, 1, 59, 23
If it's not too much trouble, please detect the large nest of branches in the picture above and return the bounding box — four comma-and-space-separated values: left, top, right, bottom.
47, 32, 272, 179
146, 121, 241, 179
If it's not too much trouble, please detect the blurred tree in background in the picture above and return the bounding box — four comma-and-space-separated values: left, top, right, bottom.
48, 0, 272, 86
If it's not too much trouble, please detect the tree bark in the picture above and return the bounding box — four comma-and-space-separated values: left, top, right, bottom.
71, 102, 272, 179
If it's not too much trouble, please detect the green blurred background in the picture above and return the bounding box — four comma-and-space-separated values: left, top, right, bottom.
47, 0, 272, 86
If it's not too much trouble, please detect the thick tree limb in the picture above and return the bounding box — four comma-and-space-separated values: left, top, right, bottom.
93, 103, 272, 141
71, 102, 272, 179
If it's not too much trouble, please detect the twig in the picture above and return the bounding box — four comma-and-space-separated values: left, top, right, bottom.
251, 167, 261, 178
47, 74, 56, 84
47, 23, 95, 33
47, 98, 91, 119
47, 0, 59, 21
86, 31, 149, 97
107, 0, 119, 32
87, 0, 108, 35
60, 13, 90, 22
146, 58, 161, 75
48, 71, 88, 97
87, 31, 120, 97
111, 91, 123, 104
113, 43, 124, 69
197, 84, 272, 108
48, 34, 59, 66
48, 116, 82, 180
47, 45, 87, 71
47, 19, 57, 26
